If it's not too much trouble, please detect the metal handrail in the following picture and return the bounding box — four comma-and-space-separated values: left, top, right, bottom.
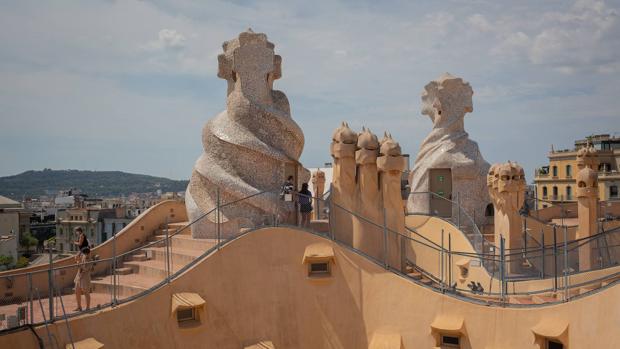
3, 187, 620, 334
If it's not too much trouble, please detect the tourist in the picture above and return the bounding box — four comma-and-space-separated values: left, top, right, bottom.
298, 183, 313, 228
73, 226, 89, 258
281, 175, 295, 224
74, 247, 94, 311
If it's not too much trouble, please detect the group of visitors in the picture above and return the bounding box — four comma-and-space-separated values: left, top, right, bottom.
281, 175, 313, 228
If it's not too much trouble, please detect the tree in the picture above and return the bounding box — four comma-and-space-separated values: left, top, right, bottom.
0, 254, 14, 268
19, 231, 38, 252
15, 256, 29, 269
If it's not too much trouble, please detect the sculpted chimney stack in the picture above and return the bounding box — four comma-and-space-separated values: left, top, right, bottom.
311, 169, 326, 220
353, 128, 382, 257
378, 133, 407, 269
489, 161, 526, 272
576, 166, 599, 271
330, 122, 358, 244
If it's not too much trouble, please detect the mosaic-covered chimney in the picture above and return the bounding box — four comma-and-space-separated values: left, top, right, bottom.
186, 29, 308, 238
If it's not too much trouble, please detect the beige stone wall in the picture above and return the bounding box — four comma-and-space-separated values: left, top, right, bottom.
5, 227, 619, 348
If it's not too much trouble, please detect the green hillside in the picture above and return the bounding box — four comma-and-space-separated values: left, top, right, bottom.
0, 169, 188, 199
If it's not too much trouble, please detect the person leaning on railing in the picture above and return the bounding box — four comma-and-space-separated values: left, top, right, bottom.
74, 247, 94, 311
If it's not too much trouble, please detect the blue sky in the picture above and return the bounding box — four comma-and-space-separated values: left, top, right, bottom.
1, 0, 619, 182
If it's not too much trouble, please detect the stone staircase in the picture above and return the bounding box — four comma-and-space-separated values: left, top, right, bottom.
90, 222, 217, 298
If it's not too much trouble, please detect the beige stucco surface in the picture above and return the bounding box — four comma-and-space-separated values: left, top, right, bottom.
3, 227, 619, 349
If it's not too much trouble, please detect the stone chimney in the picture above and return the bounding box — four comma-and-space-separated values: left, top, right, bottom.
576, 166, 598, 271
378, 133, 407, 270
353, 128, 382, 258
330, 124, 406, 270
330, 122, 358, 244
489, 161, 526, 271
311, 169, 326, 220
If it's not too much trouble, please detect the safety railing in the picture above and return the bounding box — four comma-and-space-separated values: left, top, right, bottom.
3, 188, 620, 334
406, 191, 495, 264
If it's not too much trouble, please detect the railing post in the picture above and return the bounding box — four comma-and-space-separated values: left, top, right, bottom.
448, 233, 452, 291
383, 208, 388, 270
216, 187, 221, 250
553, 225, 558, 292
48, 244, 53, 321
28, 273, 33, 324
329, 202, 335, 241
440, 229, 445, 293
523, 217, 527, 258
456, 193, 460, 230
541, 233, 545, 278
112, 229, 117, 305
499, 235, 506, 305
164, 215, 170, 282
563, 225, 569, 301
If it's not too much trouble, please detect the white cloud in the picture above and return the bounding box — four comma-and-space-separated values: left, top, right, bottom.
491, 31, 530, 57
142, 29, 187, 51
467, 14, 492, 32
488, 0, 619, 73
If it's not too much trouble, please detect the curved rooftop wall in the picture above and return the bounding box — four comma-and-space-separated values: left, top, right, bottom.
4, 227, 619, 348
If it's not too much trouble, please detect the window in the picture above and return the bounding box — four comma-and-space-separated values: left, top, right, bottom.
176, 308, 195, 323
441, 335, 460, 348
309, 262, 330, 277
553, 186, 558, 199
566, 186, 572, 200
552, 166, 558, 177
547, 340, 563, 349
565, 165, 572, 178
485, 203, 494, 217
611, 186, 618, 198
542, 186, 548, 198
112, 223, 116, 234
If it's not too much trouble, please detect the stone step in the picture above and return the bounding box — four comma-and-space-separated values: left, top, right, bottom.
159, 222, 190, 232
532, 293, 560, 304
510, 295, 535, 305
91, 273, 164, 298
407, 272, 422, 280
148, 234, 216, 251
420, 277, 433, 285
126, 252, 148, 262
602, 275, 620, 287
91, 279, 147, 298
123, 260, 181, 279
114, 267, 133, 275
143, 246, 202, 266
579, 282, 602, 295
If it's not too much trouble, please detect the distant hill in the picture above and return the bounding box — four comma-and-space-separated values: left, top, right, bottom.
0, 169, 188, 199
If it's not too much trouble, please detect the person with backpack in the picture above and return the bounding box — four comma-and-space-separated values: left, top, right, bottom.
298, 183, 313, 228
73, 226, 89, 255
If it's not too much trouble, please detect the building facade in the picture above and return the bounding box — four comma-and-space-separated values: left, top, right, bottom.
535, 134, 620, 208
